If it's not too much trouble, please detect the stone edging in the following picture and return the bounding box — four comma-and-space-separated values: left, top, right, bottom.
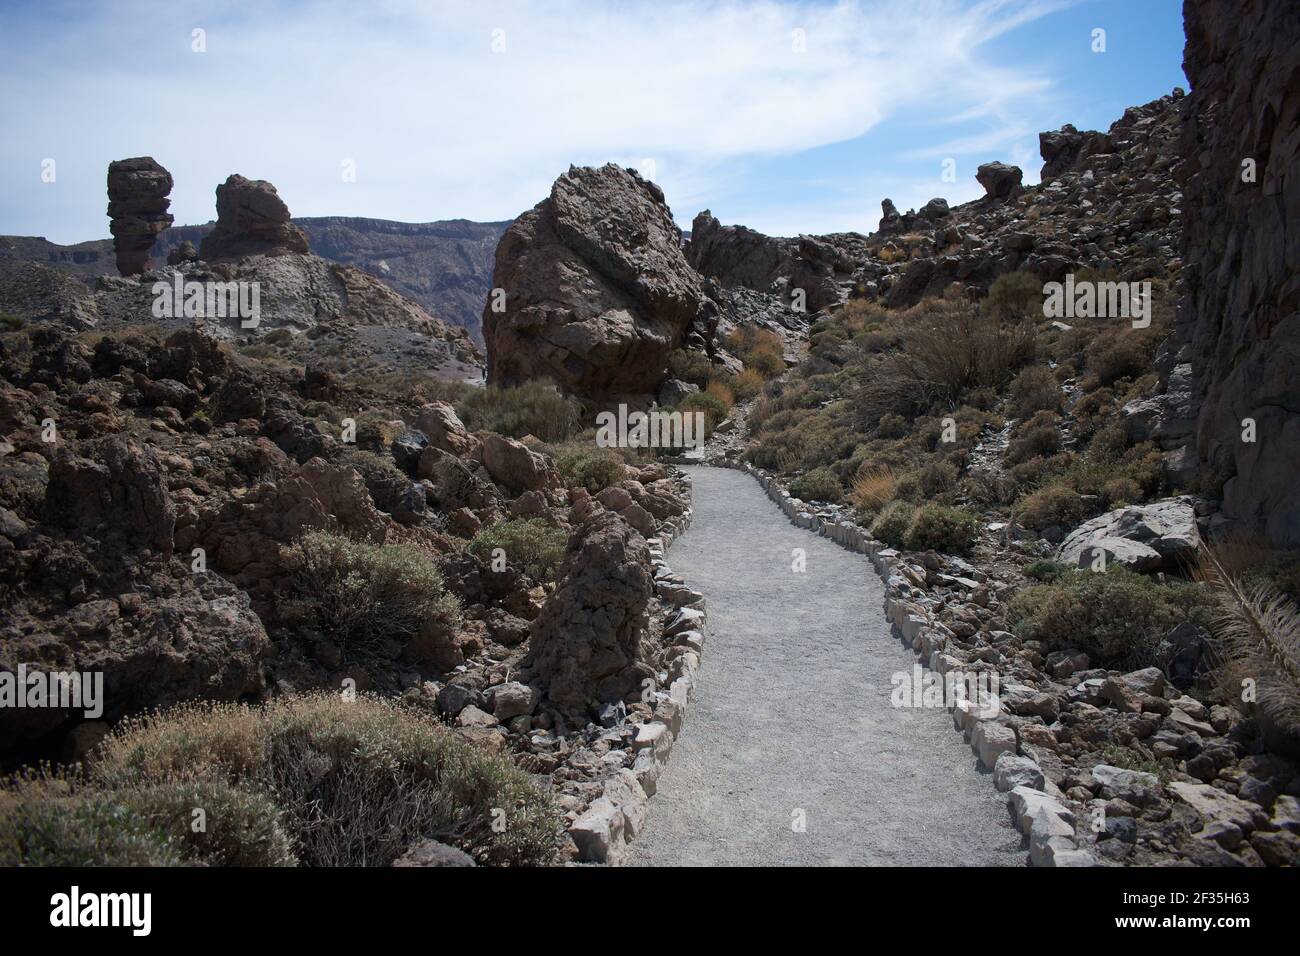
565, 471, 711, 865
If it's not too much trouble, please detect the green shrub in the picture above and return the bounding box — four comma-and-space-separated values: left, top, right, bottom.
456, 381, 581, 442
678, 392, 729, 435
1007, 568, 1211, 661
121, 780, 296, 867
917, 460, 960, 498
553, 446, 626, 494
468, 518, 568, 581
904, 504, 978, 555
789, 466, 843, 503
0, 790, 181, 867
283, 531, 460, 648
1024, 559, 1069, 583
871, 501, 914, 548
1017, 484, 1087, 530
84, 694, 560, 866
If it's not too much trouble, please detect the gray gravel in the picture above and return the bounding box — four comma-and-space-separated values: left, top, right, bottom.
630, 466, 1022, 866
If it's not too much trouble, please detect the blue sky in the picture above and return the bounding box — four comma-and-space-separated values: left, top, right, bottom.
0, 0, 1187, 244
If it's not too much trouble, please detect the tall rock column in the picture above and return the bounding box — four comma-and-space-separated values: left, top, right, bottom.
107, 157, 174, 276
1178, 0, 1300, 547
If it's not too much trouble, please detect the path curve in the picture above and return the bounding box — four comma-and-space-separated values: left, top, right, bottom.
631, 466, 1020, 866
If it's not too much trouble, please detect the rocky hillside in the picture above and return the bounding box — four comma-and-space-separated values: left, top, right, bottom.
1, 217, 508, 343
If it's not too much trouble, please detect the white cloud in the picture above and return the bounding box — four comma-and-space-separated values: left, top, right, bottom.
0, 0, 1069, 241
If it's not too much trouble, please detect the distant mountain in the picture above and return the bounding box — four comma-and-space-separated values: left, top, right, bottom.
0, 216, 510, 343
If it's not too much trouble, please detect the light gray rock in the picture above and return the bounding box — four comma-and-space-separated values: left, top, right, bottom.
994, 753, 1046, 792
1056, 498, 1198, 572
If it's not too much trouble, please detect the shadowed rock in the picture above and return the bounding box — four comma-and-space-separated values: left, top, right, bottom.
199, 174, 310, 260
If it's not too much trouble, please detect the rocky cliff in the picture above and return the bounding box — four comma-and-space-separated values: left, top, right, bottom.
1175, 0, 1300, 547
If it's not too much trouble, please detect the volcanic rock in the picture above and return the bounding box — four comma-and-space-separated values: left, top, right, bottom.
199, 174, 310, 261
106, 157, 174, 276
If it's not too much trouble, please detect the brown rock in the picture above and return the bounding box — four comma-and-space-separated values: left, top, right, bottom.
106, 157, 174, 276
199, 174, 310, 260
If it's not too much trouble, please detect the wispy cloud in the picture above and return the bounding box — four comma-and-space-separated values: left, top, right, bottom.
0, 0, 1070, 241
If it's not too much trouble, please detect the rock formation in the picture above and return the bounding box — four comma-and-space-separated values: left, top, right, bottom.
1174, 0, 1300, 547
106, 157, 174, 276
976, 162, 1023, 200
483, 164, 713, 406
199, 174, 310, 260
528, 504, 655, 714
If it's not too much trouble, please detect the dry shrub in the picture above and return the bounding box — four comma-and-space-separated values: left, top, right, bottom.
1198, 542, 1300, 744
728, 367, 765, 401
456, 380, 581, 442
850, 464, 897, 513
283, 531, 461, 649
705, 380, 735, 407
1008, 365, 1063, 418
91, 694, 559, 866
1017, 483, 1087, 530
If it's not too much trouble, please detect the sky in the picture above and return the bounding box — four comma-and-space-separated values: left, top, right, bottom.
0, 0, 1188, 244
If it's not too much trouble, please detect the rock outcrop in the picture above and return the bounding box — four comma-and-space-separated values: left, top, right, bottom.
1056, 498, 1199, 572
106, 157, 174, 276
528, 504, 655, 714
199, 174, 310, 261
1174, 0, 1300, 547
483, 164, 713, 406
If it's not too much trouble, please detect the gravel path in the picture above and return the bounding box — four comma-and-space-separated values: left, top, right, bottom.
630, 466, 1021, 866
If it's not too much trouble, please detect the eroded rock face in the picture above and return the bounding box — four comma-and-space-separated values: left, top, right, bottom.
528, 505, 654, 714
45, 436, 176, 555
1176, 0, 1300, 547
199, 174, 310, 261
107, 157, 174, 276
484, 164, 712, 406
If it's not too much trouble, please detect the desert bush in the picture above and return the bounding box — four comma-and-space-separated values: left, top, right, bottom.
854, 299, 1036, 418
705, 380, 735, 408
456, 381, 581, 442
667, 348, 714, 387
1102, 477, 1143, 507
86, 694, 559, 866
728, 367, 765, 401
283, 531, 460, 648
1024, 559, 1069, 583
1007, 568, 1210, 661
679, 391, 729, 435
121, 780, 296, 866
917, 460, 960, 499
871, 501, 914, 548
0, 782, 181, 867
1005, 410, 1061, 466
1084, 330, 1159, 386
850, 464, 897, 514
789, 466, 843, 503
553, 445, 626, 494
904, 504, 978, 555
1008, 366, 1063, 418
469, 518, 568, 581
1017, 484, 1087, 530
984, 270, 1044, 321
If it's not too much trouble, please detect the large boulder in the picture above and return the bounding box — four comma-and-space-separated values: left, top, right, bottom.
1176, 0, 1300, 548
199, 174, 310, 261
1056, 498, 1198, 573
480, 433, 559, 495
975, 162, 1023, 200
528, 506, 655, 713
483, 164, 713, 406
106, 157, 174, 276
